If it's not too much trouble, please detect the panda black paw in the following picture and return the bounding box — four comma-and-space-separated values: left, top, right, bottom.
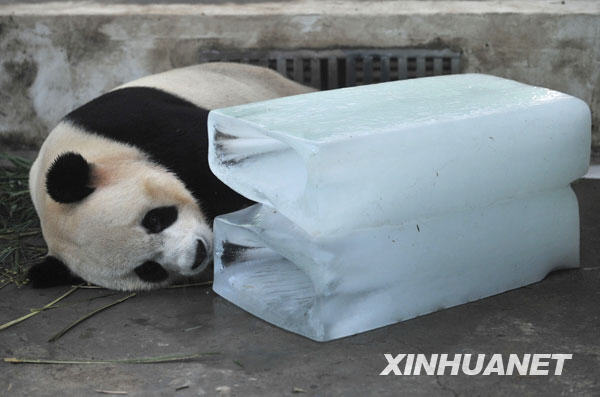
28, 256, 85, 288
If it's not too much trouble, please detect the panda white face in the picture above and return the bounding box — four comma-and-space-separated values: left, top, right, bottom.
29, 139, 213, 290
64, 157, 212, 289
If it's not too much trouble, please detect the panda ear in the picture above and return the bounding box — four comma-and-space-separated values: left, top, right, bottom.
27, 256, 84, 288
46, 152, 95, 204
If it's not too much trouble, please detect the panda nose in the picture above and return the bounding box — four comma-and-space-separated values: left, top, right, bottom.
191, 240, 208, 269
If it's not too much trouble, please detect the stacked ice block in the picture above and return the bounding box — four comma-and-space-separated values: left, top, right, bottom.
207, 74, 591, 341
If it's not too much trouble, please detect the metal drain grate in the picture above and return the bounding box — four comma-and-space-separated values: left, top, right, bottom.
198, 48, 461, 90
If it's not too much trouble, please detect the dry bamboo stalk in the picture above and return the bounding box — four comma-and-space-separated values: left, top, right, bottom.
4, 352, 219, 365
48, 293, 136, 342
0, 285, 80, 331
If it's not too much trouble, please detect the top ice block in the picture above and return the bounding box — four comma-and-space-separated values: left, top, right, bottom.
208, 74, 590, 235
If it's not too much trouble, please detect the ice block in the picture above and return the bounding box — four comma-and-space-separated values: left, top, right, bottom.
208, 74, 590, 235
208, 74, 591, 341
214, 187, 578, 341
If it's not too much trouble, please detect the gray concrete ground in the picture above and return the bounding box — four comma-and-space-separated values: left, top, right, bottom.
0, 177, 599, 396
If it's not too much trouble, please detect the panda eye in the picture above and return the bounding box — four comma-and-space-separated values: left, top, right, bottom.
142, 206, 178, 234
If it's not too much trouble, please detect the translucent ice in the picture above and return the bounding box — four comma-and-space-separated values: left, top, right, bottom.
208, 74, 590, 235
208, 74, 591, 341
214, 188, 578, 341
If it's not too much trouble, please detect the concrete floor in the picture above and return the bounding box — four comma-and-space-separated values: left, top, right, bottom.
1, 178, 599, 396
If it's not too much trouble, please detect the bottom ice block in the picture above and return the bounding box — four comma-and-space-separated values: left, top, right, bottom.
213, 187, 579, 341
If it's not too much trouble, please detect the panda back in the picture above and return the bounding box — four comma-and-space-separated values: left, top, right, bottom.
115, 62, 315, 110
62, 63, 313, 219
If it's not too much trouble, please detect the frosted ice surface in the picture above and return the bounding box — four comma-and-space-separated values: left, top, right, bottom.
209, 74, 591, 235
208, 74, 591, 341
214, 188, 579, 341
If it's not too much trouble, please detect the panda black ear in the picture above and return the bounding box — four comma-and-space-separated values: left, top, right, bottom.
46, 152, 95, 204
27, 256, 84, 288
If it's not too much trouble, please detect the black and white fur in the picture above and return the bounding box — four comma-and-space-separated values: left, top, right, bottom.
28, 63, 314, 290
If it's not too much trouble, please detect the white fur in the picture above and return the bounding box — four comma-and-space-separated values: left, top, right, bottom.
117, 62, 314, 109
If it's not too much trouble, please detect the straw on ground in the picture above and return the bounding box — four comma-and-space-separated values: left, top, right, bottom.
0, 154, 44, 287
0, 285, 80, 331
4, 352, 219, 365
48, 292, 137, 342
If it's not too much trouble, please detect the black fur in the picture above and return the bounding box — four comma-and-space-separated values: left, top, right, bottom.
28, 256, 84, 288
46, 152, 95, 203
134, 261, 169, 283
191, 240, 207, 269
65, 87, 252, 220
142, 206, 178, 234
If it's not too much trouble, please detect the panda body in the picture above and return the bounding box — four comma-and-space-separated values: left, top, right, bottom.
29, 63, 314, 291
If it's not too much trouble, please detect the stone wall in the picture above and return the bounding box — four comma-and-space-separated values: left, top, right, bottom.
1, 1, 599, 151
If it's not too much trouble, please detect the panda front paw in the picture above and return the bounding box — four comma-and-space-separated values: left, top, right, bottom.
28, 256, 85, 288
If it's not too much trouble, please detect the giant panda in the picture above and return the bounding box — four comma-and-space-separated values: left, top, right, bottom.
28, 62, 314, 291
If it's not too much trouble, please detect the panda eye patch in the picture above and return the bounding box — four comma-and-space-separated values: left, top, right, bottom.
142, 206, 178, 234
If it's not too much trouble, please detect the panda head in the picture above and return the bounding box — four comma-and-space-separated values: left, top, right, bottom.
28, 147, 212, 291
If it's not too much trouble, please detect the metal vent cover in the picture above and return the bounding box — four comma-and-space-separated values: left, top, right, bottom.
198, 48, 461, 90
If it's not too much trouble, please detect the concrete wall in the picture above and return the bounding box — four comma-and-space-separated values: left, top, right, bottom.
1, 1, 599, 151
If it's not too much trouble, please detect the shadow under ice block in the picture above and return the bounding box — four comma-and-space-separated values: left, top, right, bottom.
208, 74, 591, 341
